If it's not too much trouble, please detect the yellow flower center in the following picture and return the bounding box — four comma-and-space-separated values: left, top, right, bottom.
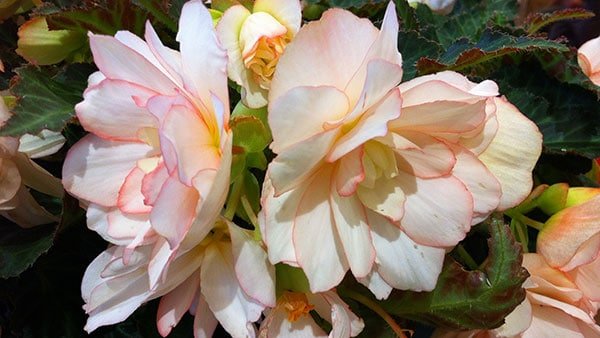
279, 292, 314, 322
243, 34, 290, 90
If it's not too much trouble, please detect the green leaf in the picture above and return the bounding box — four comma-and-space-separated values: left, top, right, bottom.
397, 29, 442, 80
496, 62, 600, 158
395, 0, 419, 31
375, 220, 528, 329
0, 65, 92, 137
416, 29, 568, 74
231, 101, 272, 153
525, 8, 595, 35
42, 0, 148, 36
0, 223, 55, 279
536, 49, 600, 98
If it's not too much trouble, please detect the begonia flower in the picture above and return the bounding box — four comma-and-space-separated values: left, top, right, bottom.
433, 253, 600, 338
82, 218, 276, 337
259, 290, 364, 337
61, 0, 238, 332
578, 35, 600, 86
216, 0, 301, 108
0, 97, 64, 227
408, 0, 457, 15
261, 2, 542, 295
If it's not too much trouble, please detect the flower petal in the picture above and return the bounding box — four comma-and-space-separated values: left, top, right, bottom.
477, 97, 542, 210
157, 272, 200, 337
193, 295, 219, 338
253, 0, 301, 35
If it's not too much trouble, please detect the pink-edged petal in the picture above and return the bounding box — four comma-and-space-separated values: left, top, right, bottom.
335, 147, 365, 196
193, 295, 219, 338
76, 79, 158, 141
477, 97, 542, 210
537, 196, 600, 268
390, 100, 487, 135
144, 21, 184, 87
569, 255, 600, 302
578, 36, 600, 85
527, 292, 600, 333
150, 173, 199, 248
88, 33, 176, 94
201, 241, 264, 337
449, 144, 501, 224
293, 166, 349, 292
228, 220, 276, 307
393, 132, 456, 178
62, 135, 155, 207
157, 272, 200, 337
269, 85, 349, 153
396, 171, 473, 247
253, 0, 301, 35
269, 129, 338, 195
177, 0, 228, 110
327, 87, 401, 162
261, 177, 302, 265
399, 71, 499, 103
142, 161, 169, 206
457, 105, 498, 156
0, 158, 20, 204
182, 133, 233, 249
357, 269, 393, 300
160, 104, 220, 186
330, 187, 375, 278
521, 305, 587, 338
308, 291, 364, 337
118, 166, 152, 214
269, 8, 378, 102
368, 210, 445, 291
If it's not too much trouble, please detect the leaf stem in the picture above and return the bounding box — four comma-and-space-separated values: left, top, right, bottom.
240, 194, 259, 229
456, 244, 479, 270
224, 179, 243, 220
341, 288, 409, 338
505, 210, 545, 231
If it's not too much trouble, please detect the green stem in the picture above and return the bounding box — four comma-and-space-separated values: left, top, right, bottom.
341, 289, 409, 338
514, 221, 529, 253
240, 194, 259, 229
456, 244, 479, 270
224, 179, 243, 220
505, 210, 545, 231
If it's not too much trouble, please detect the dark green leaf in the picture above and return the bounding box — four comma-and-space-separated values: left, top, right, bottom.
525, 8, 595, 35
417, 29, 568, 74
0, 65, 92, 137
374, 220, 528, 329
0, 222, 55, 279
398, 29, 442, 80
231, 102, 272, 153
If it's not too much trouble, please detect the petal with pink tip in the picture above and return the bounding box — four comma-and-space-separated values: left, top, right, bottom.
157, 272, 200, 337
144, 21, 184, 87
399, 71, 499, 101
228, 220, 276, 307
62, 135, 155, 207
177, 0, 228, 110
269, 128, 338, 195
118, 166, 152, 214
396, 170, 473, 247
253, 0, 301, 35
477, 97, 542, 210
537, 196, 600, 268
293, 167, 349, 292
328, 87, 401, 162
569, 256, 600, 302
578, 36, 600, 85
269, 85, 349, 153
201, 242, 264, 337
335, 147, 365, 196
269, 8, 378, 101
449, 144, 501, 224
150, 173, 199, 248
330, 187, 375, 278
390, 100, 487, 134
193, 295, 218, 338
394, 132, 457, 178
88, 34, 176, 94
368, 210, 445, 291
521, 304, 587, 338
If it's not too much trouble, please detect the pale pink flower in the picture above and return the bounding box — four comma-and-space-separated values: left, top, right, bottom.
61, 0, 241, 333
578, 35, 600, 86
216, 0, 301, 108
434, 253, 600, 338
259, 290, 364, 338
261, 2, 542, 295
82, 219, 276, 337
62, 0, 232, 277
0, 98, 64, 227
